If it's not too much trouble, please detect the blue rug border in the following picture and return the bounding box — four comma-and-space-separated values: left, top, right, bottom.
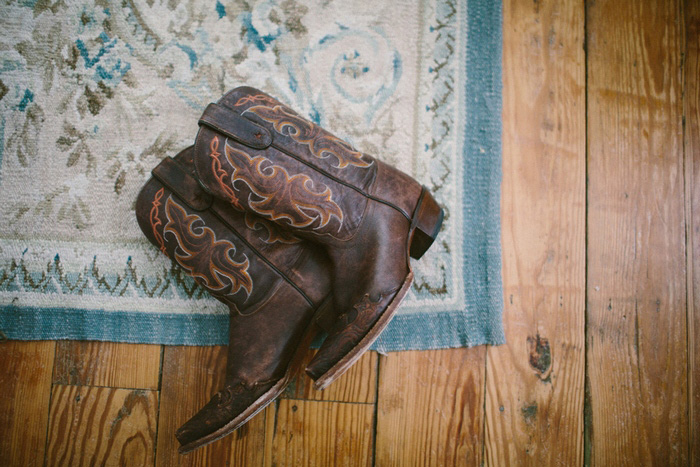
0, 304, 502, 349
0, 0, 504, 351
464, 0, 504, 346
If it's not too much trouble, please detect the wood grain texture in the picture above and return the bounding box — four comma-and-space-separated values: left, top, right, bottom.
484, 0, 586, 465
685, 0, 700, 464
587, 0, 688, 464
155, 345, 267, 466
0, 341, 55, 466
375, 347, 486, 466
283, 349, 378, 403
46, 385, 157, 466
265, 399, 374, 466
54, 340, 161, 389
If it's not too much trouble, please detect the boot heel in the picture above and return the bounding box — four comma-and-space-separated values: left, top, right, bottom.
409, 187, 444, 260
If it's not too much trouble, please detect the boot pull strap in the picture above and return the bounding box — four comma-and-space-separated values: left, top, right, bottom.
199, 102, 272, 150
152, 157, 213, 211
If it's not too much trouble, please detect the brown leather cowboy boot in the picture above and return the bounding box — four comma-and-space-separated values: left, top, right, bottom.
135, 147, 333, 453
191, 86, 444, 390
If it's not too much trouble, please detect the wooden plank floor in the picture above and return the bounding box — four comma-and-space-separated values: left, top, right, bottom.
1, 0, 698, 464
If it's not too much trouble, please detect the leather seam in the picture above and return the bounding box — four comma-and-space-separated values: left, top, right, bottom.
199, 114, 271, 150
193, 126, 214, 196
234, 279, 286, 316
151, 158, 213, 212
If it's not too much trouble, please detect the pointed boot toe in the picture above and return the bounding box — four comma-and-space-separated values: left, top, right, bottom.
176, 379, 277, 453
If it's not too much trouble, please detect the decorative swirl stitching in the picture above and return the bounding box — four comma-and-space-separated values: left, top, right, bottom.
223, 140, 344, 230
234, 94, 280, 108
215, 377, 280, 408
150, 187, 167, 254
215, 382, 246, 408
163, 196, 253, 297
209, 136, 242, 209
244, 104, 373, 170
244, 211, 301, 244
344, 293, 383, 332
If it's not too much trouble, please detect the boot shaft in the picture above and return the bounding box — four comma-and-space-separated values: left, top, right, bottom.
135, 147, 331, 314
193, 87, 425, 243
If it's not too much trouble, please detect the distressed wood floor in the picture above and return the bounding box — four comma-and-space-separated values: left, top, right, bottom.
1, 0, 699, 465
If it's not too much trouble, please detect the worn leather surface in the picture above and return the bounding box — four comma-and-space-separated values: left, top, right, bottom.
135, 147, 332, 448
200, 102, 272, 150
192, 87, 441, 382
193, 125, 366, 241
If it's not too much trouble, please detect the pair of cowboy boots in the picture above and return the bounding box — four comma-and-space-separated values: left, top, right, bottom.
135, 86, 443, 453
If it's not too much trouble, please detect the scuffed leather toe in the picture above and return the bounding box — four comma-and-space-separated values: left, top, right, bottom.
175, 380, 276, 449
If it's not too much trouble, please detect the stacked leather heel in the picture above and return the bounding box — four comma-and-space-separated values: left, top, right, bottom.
135, 87, 443, 452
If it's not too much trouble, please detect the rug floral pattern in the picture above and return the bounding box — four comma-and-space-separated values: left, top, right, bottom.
0, 0, 503, 350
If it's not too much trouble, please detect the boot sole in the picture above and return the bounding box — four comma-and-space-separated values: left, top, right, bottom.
178, 297, 331, 454
310, 270, 414, 391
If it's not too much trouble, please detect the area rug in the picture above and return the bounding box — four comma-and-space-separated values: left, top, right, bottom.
0, 0, 503, 351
